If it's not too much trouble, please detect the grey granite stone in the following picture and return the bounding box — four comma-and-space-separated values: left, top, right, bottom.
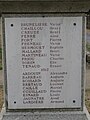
1, 113, 88, 120
0, 0, 90, 2
0, 1, 89, 13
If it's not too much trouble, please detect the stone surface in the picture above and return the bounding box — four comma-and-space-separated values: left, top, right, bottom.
4, 16, 83, 110
0, 1, 89, 13
0, 107, 89, 120
0, 1, 89, 120
1, 112, 88, 120
0, 0, 90, 2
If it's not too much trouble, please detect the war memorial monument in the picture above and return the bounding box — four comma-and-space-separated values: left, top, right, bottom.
0, 0, 90, 120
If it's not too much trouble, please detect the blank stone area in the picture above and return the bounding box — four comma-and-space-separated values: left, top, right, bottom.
2, 114, 88, 120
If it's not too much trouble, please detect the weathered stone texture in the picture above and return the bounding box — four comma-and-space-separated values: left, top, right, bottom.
2, 113, 88, 120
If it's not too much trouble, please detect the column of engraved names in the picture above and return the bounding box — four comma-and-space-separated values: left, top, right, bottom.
21, 22, 47, 105
49, 22, 67, 104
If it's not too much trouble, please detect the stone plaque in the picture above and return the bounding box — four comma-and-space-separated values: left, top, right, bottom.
3, 16, 84, 110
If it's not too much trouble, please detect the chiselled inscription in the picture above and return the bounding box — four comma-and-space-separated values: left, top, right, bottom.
5, 17, 82, 109
21, 22, 48, 104
20, 20, 67, 105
